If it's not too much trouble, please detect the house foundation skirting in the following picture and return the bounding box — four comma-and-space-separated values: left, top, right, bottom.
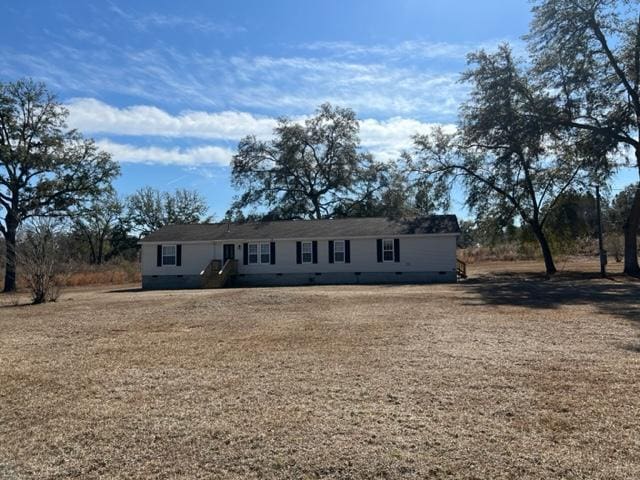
231, 271, 456, 287
142, 274, 202, 290
142, 271, 457, 290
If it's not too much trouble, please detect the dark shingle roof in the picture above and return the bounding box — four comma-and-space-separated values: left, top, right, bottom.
139, 215, 460, 243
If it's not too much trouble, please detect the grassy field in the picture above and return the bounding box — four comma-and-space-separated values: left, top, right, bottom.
1, 259, 639, 479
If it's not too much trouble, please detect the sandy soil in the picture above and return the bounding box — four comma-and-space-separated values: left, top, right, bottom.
0, 259, 639, 479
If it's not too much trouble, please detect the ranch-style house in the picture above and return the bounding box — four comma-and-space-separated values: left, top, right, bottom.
139, 215, 463, 289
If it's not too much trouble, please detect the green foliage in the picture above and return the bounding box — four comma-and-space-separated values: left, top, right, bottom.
126, 187, 212, 236
230, 103, 415, 220
528, 0, 640, 273
543, 190, 599, 252
409, 46, 592, 274
607, 183, 639, 233
71, 191, 124, 264
0, 78, 119, 291
107, 223, 139, 262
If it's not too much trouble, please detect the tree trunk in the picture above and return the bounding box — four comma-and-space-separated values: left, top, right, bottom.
97, 232, 105, 265
86, 232, 97, 265
3, 214, 18, 293
531, 223, 557, 275
623, 185, 640, 276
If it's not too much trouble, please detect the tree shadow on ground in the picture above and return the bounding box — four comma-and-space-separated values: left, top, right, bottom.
463, 269, 640, 326
106, 287, 145, 293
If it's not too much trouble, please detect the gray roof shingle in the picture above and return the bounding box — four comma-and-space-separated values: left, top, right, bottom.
139, 215, 460, 243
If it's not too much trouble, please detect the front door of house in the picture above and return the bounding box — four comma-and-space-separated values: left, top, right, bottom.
223, 244, 235, 263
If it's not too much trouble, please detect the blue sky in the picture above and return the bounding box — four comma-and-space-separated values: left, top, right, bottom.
1, 0, 635, 219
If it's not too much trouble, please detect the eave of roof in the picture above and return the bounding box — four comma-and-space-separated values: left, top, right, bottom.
139, 215, 460, 244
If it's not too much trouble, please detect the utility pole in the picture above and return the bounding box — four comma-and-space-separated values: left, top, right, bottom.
594, 184, 607, 278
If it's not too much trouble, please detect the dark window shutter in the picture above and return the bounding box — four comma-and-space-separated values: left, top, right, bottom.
394, 238, 400, 262
176, 244, 182, 266
243, 243, 248, 265
376, 239, 383, 263
345, 240, 351, 264
296, 241, 302, 264
312, 241, 318, 264
270, 242, 276, 264
157, 245, 162, 266
328, 240, 334, 264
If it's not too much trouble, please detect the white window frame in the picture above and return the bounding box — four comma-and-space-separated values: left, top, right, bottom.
333, 240, 345, 263
162, 244, 177, 266
260, 242, 271, 264
301, 241, 313, 264
382, 239, 394, 262
248, 243, 259, 264
248, 242, 271, 264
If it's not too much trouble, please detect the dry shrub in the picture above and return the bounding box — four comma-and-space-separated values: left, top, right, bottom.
459, 242, 539, 263
605, 234, 625, 262
63, 260, 140, 287
1, 259, 140, 291
18, 219, 66, 304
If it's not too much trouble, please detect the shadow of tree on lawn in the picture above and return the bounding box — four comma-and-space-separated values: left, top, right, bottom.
463, 270, 640, 326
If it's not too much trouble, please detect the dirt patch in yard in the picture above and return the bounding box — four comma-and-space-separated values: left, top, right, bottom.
0, 260, 639, 479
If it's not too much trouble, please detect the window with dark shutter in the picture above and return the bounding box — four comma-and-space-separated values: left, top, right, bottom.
161, 245, 176, 266
157, 245, 162, 266
328, 241, 334, 264
394, 238, 400, 262
382, 239, 394, 262
259, 243, 269, 264
270, 242, 276, 264
296, 241, 302, 264
376, 239, 383, 263
345, 240, 351, 263
243, 243, 249, 265
301, 241, 312, 263
333, 240, 345, 263
312, 241, 318, 264
176, 244, 182, 266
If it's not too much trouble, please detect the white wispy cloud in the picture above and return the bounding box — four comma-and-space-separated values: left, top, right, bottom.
78, 100, 454, 166
297, 39, 524, 61
96, 139, 234, 166
359, 118, 456, 162
107, 2, 245, 35
224, 54, 467, 117
68, 98, 277, 140
1, 37, 473, 118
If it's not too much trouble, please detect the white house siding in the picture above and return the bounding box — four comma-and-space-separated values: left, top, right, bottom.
235, 236, 456, 274
141, 241, 216, 276
141, 235, 457, 288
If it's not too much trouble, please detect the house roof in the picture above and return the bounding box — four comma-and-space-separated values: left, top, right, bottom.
140, 215, 460, 243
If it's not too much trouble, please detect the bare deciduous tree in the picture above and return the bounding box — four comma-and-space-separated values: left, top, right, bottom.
19, 218, 66, 304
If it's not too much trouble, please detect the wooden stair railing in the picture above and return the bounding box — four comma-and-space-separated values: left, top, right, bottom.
456, 258, 467, 279
200, 259, 237, 288
215, 259, 238, 288
200, 259, 221, 288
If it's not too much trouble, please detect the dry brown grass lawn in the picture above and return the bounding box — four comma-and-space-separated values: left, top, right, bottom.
1, 259, 639, 479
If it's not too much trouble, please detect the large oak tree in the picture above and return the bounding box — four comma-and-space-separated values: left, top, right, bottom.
408, 46, 592, 274
229, 103, 397, 220
528, 0, 640, 274
0, 79, 119, 292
